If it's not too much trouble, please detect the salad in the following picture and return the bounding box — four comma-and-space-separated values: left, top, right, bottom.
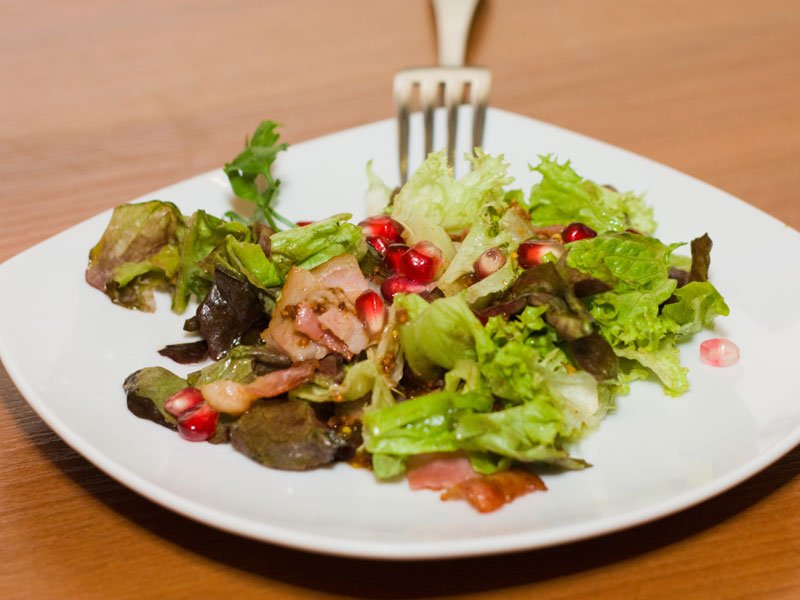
85, 121, 729, 513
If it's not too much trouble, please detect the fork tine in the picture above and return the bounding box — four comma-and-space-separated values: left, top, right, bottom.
393, 72, 413, 184
397, 102, 411, 184
470, 70, 491, 154
444, 78, 461, 168
394, 67, 491, 182
419, 79, 440, 161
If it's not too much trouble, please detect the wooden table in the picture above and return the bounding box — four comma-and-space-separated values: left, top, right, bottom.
2, 1, 798, 597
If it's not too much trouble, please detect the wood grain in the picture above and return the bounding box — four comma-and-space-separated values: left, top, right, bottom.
1, 1, 798, 598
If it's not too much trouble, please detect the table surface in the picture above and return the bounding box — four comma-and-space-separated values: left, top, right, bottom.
2, 0, 799, 597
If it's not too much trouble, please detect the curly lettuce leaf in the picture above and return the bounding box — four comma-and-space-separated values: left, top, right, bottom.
613, 342, 688, 397
439, 202, 535, 295
527, 155, 656, 234
365, 160, 393, 216
86, 201, 185, 311
390, 149, 513, 235
567, 232, 727, 395
661, 281, 730, 336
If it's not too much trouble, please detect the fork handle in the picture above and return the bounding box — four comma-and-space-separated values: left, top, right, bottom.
432, 0, 480, 67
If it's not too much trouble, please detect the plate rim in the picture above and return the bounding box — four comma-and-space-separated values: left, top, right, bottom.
2, 107, 799, 560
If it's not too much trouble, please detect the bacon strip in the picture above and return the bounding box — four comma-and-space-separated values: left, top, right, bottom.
200, 360, 318, 415
406, 453, 547, 513
407, 454, 478, 490
262, 255, 372, 361
293, 303, 354, 359
442, 470, 547, 513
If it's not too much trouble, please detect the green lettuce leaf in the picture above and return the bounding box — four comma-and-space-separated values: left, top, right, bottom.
661, 281, 730, 336
290, 359, 394, 410
566, 232, 680, 349
390, 149, 513, 235
363, 389, 494, 478
456, 403, 589, 469
172, 210, 251, 313
566, 232, 727, 395
211, 237, 283, 291
187, 344, 291, 386
439, 202, 535, 295
393, 293, 488, 380
86, 201, 185, 311
613, 342, 688, 397
527, 155, 656, 234
364, 160, 393, 216
269, 213, 367, 273
123, 366, 187, 429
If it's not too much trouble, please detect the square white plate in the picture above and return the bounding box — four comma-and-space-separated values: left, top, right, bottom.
1, 108, 798, 559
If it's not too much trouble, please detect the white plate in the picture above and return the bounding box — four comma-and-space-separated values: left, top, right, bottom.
1, 108, 799, 560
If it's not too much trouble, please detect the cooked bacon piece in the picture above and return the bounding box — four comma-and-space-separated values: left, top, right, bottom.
200, 360, 318, 415
442, 470, 547, 513
293, 303, 355, 359
318, 308, 369, 355
407, 454, 479, 490
261, 255, 373, 361
293, 303, 326, 339
313, 254, 372, 303
263, 268, 328, 361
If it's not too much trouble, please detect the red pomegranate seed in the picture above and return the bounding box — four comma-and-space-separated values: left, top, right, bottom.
380, 275, 428, 303
296, 220, 313, 227
474, 247, 506, 280
516, 239, 565, 268
177, 403, 219, 442
355, 290, 386, 336
700, 338, 740, 367
366, 236, 390, 254
164, 387, 204, 417
398, 241, 443, 283
561, 222, 598, 243
359, 215, 404, 243
384, 243, 409, 273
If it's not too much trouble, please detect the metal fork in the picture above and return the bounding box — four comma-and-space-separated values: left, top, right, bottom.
394, 0, 491, 183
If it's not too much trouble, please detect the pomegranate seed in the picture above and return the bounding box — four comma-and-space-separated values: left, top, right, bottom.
355, 290, 386, 336
700, 338, 740, 367
561, 222, 598, 243
516, 239, 565, 269
384, 243, 409, 273
177, 403, 219, 442
165, 387, 204, 417
474, 247, 506, 280
366, 236, 390, 254
380, 275, 428, 304
359, 215, 404, 243
296, 220, 313, 227
398, 241, 443, 283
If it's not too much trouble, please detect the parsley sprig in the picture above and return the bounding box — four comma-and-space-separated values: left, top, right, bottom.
223, 121, 295, 229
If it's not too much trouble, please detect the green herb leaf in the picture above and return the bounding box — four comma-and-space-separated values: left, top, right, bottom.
223, 121, 292, 229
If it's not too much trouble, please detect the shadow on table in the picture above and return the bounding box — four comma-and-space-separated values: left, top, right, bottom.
5, 366, 800, 599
